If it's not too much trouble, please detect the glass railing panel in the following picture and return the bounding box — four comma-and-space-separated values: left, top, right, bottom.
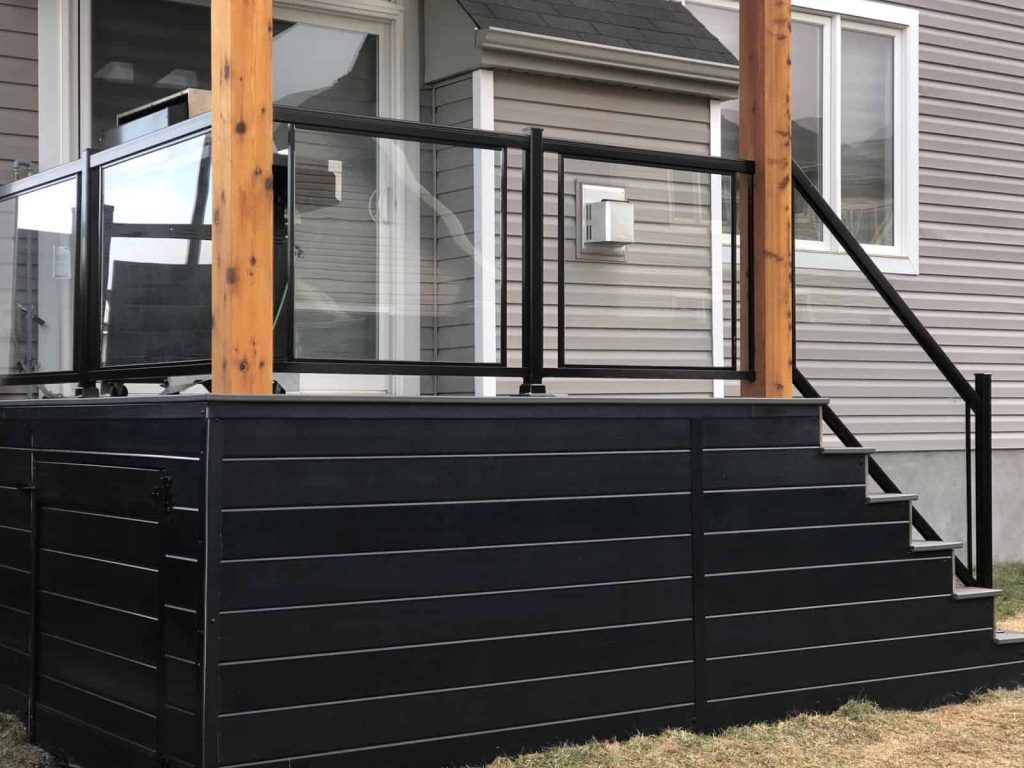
288, 127, 510, 371
0, 177, 78, 376
99, 132, 212, 366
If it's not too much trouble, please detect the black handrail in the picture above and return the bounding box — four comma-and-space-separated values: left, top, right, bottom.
792, 161, 994, 590
791, 163, 980, 413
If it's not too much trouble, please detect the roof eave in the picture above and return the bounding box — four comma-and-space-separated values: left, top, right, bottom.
476, 26, 739, 101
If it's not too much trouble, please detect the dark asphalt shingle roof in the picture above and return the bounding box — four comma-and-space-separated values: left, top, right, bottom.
455, 0, 737, 65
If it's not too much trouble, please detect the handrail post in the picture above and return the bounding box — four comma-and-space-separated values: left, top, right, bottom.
519, 127, 547, 395
76, 150, 99, 397
975, 372, 993, 588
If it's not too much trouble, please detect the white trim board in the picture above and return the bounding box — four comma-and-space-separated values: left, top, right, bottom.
472, 69, 498, 397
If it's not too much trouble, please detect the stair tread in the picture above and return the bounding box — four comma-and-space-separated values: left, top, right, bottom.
866, 493, 918, 505
953, 587, 1002, 601
910, 540, 963, 552
994, 630, 1024, 646
821, 446, 876, 455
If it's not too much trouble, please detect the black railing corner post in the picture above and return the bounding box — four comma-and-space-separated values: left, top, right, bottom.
975, 372, 994, 588
519, 127, 547, 395
75, 148, 99, 397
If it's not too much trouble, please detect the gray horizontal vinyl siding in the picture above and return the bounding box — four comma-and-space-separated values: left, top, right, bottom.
424, 76, 479, 396
493, 70, 716, 397
0, 0, 36, 185
795, 0, 1024, 452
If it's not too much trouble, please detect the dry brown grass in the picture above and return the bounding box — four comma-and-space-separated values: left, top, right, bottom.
490, 689, 1024, 768
0, 713, 46, 768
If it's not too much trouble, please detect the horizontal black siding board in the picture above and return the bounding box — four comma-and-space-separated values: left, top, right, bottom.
35, 456, 202, 510
0, 525, 29, 570
219, 579, 693, 661
705, 523, 910, 573
220, 622, 694, 712
0, 682, 27, 719
165, 607, 198, 662
33, 706, 156, 768
223, 494, 691, 559
39, 507, 158, 569
232, 704, 697, 768
223, 417, 692, 458
706, 596, 994, 658
166, 506, 201, 559
222, 452, 691, 509
704, 450, 864, 490
0, 448, 31, 486
39, 550, 158, 616
163, 705, 198, 766
38, 634, 156, 713
37, 463, 164, 521
37, 675, 156, 749
221, 537, 691, 611
0, 563, 29, 612
0, 642, 29, 693
164, 656, 199, 713
703, 416, 821, 449
217, 664, 695, 764
706, 557, 954, 615
31, 418, 204, 457
164, 557, 201, 611
207, 398, 820, 423
0, 421, 31, 449
0, 487, 30, 529
708, 629, 1024, 700
38, 593, 157, 666
705, 485, 905, 532
0, 604, 28, 652
703, 661, 1024, 732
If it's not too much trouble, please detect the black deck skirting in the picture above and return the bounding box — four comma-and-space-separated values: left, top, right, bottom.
0, 395, 1021, 768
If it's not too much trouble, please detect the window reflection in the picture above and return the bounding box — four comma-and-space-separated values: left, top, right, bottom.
100, 135, 212, 366
841, 30, 895, 247
0, 180, 77, 375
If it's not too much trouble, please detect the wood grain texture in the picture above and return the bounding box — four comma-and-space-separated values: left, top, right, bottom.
211, 0, 274, 393
739, 0, 794, 397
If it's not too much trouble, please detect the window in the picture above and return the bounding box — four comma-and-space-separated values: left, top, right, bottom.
688, 0, 919, 273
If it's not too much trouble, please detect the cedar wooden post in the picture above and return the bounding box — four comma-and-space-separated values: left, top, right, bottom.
739, 0, 794, 397
210, 0, 274, 394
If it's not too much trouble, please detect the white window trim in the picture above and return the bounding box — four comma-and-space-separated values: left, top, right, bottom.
687, 0, 920, 275
472, 69, 498, 397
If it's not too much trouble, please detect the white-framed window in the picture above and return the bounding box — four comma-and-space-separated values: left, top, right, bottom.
687, 0, 920, 274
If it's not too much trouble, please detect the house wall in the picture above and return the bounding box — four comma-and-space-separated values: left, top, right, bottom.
795, 0, 1024, 452
790, 0, 1024, 556
422, 75, 482, 396
492, 70, 718, 396
0, 0, 37, 184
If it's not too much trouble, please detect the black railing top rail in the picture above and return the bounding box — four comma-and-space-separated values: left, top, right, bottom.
0, 159, 84, 200
544, 137, 755, 177
791, 163, 979, 412
274, 106, 531, 151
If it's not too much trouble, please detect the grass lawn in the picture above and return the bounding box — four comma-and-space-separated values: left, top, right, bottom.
4, 563, 1024, 768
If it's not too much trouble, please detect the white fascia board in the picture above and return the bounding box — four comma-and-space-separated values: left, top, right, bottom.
476, 27, 739, 99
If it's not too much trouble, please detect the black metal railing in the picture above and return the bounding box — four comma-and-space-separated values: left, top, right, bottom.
0, 109, 755, 394
791, 162, 993, 589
